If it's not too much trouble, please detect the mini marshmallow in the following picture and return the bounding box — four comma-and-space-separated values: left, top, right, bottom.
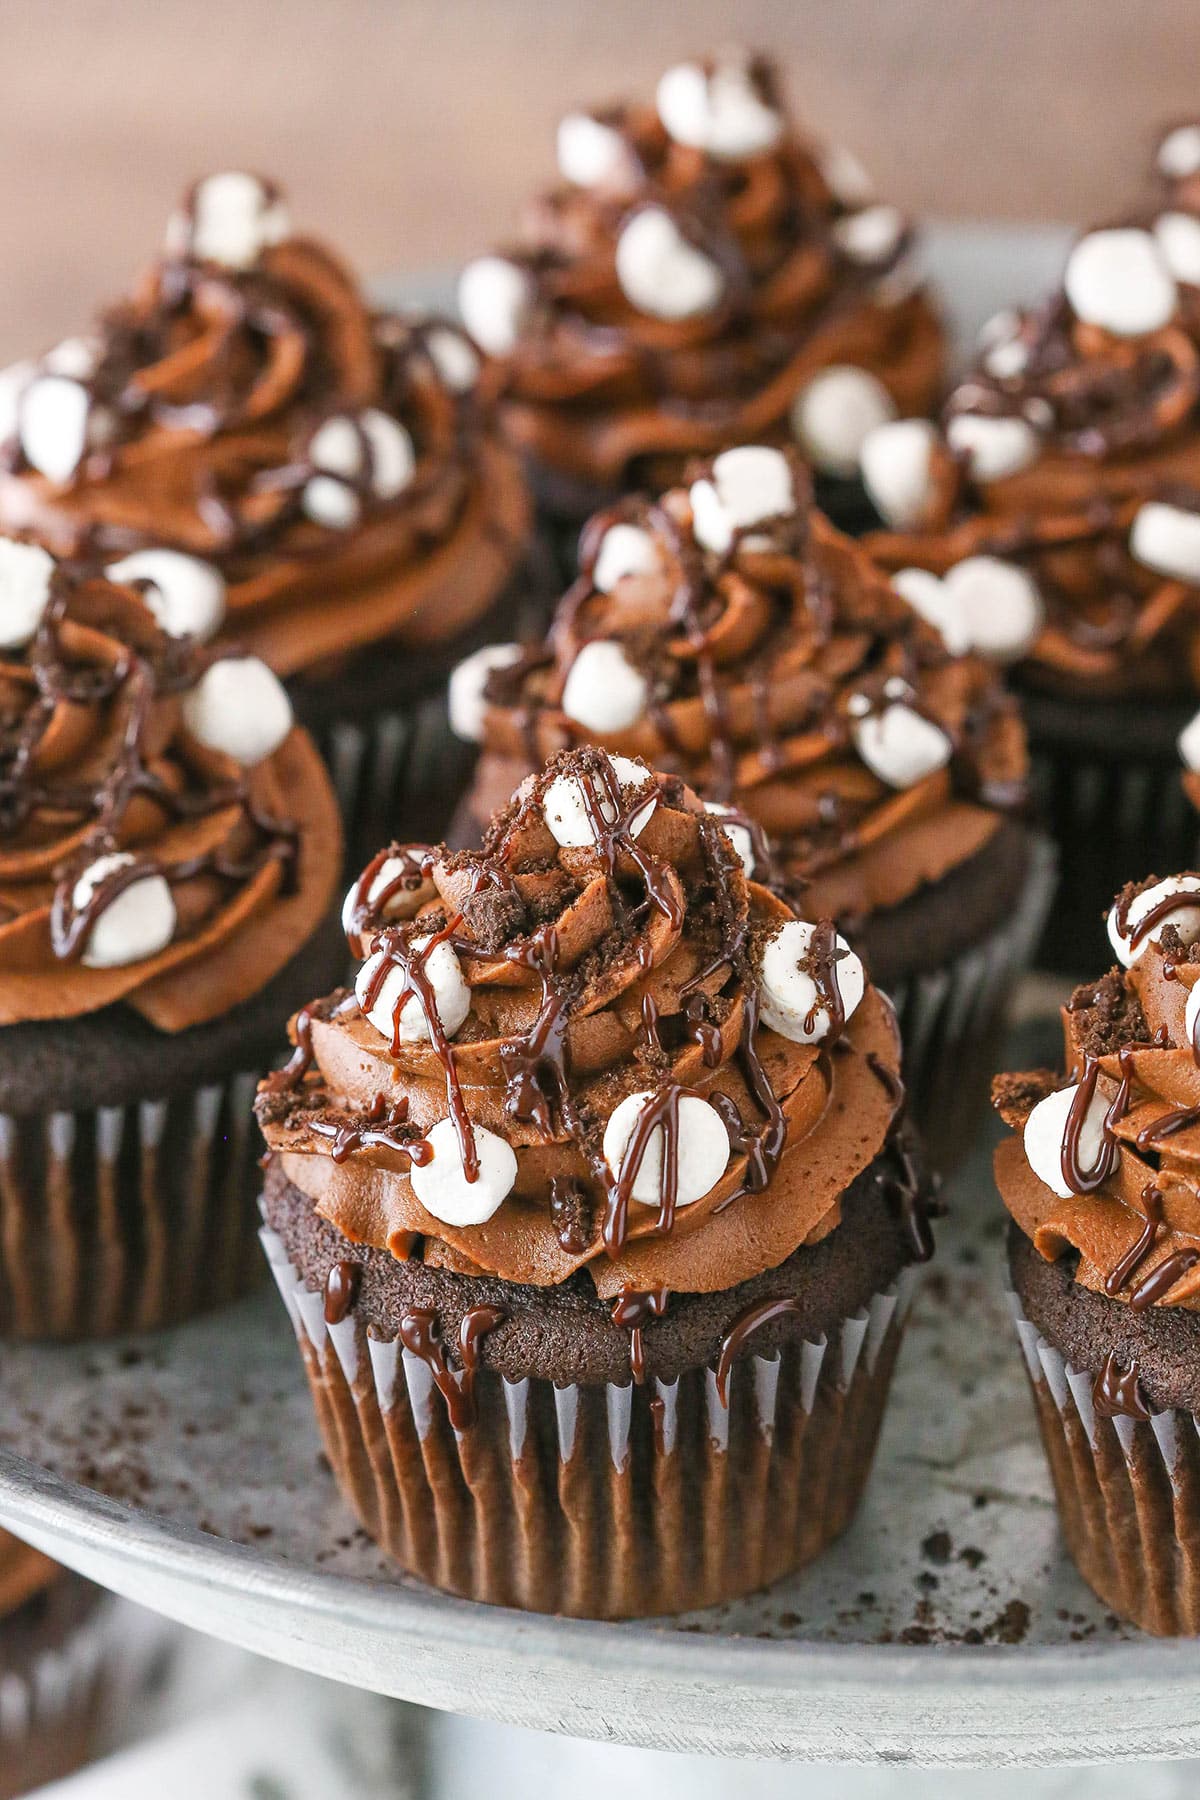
819, 142, 875, 206
603, 1090, 730, 1207
0, 538, 55, 649
704, 801, 756, 876
42, 337, 99, 380
1185, 980, 1200, 1053
1130, 500, 1200, 584
859, 418, 936, 529
542, 753, 657, 848
1179, 707, 1200, 772
614, 208, 725, 321
791, 365, 896, 477
182, 656, 294, 765
167, 172, 290, 270
105, 548, 226, 641
356, 934, 471, 1045
18, 376, 96, 486
1155, 212, 1200, 287
689, 445, 794, 555
303, 409, 415, 528
561, 640, 648, 734
853, 700, 953, 789
832, 204, 904, 265
655, 59, 783, 160
982, 336, 1030, 380
1064, 229, 1176, 337
1024, 1083, 1108, 1200
1158, 124, 1200, 180
341, 857, 435, 938
422, 324, 481, 393
557, 112, 638, 191
410, 1116, 517, 1226
0, 361, 33, 443
1107, 875, 1200, 967
945, 412, 1039, 483
448, 641, 522, 743
758, 918, 865, 1044
593, 522, 661, 592
892, 566, 971, 656
457, 257, 534, 358
941, 556, 1044, 663
74, 852, 176, 970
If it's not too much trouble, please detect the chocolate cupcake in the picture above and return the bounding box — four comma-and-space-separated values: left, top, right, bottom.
858, 127, 1200, 969
0, 1541, 112, 1798
257, 748, 935, 1618
453, 446, 1051, 1165
0, 551, 342, 1337
0, 172, 538, 860
996, 872, 1200, 1634
456, 49, 944, 555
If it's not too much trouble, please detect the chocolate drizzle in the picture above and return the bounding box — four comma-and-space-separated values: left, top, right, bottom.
610, 1286, 670, 1383
714, 1294, 802, 1405
1092, 1351, 1152, 1421
397, 1304, 507, 1430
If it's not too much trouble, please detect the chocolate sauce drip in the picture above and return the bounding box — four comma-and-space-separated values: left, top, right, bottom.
1105, 1183, 1165, 1297
308, 1091, 431, 1168
1092, 1351, 1152, 1422
497, 925, 569, 1138
343, 844, 435, 958
610, 1286, 669, 1384
323, 1260, 361, 1326
715, 1295, 802, 1406
1060, 1054, 1126, 1194
1130, 1247, 1200, 1311
397, 1304, 506, 1430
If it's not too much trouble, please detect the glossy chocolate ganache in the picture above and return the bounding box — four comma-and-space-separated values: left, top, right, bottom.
995, 873, 1200, 1417
257, 749, 930, 1348
861, 125, 1200, 701
0, 173, 529, 683
457, 50, 943, 498
0, 547, 338, 1030
460, 447, 1027, 962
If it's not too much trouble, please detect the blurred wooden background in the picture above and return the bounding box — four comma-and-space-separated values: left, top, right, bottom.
2, 0, 1196, 357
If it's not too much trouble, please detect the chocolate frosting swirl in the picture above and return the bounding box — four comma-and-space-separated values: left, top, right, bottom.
0, 177, 530, 680
0, 563, 339, 1029
256, 749, 909, 1298
469, 453, 1026, 930
467, 54, 943, 491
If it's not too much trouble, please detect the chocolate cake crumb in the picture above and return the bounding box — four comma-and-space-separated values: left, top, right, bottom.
991, 1069, 1058, 1129
1066, 968, 1148, 1056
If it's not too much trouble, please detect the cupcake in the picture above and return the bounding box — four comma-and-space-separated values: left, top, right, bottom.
457, 49, 944, 553
0, 1540, 113, 1798
995, 871, 1200, 1633
0, 550, 342, 1337
256, 747, 936, 1618
454, 446, 1050, 1164
858, 126, 1200, 969
0, 171, 537, 860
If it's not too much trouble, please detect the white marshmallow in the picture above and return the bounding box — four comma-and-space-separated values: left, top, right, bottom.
105, 548, 226, 641
1130, 501, 1200, 584
1179, 707, 1200, 772
1024, 1083, 1107, 1200
303, 409, 415, 528
946, 412, 1039, 483
1064, 229, 1177, 337
410, 1115, 516, 1226
593, 522, 661, 592
833, 204, 904, 265
819, 142, 875, 206
791, 365, 896, 477
859, 418, 936, 529
689, 445, 794, 555
423, 324, 481, 393
556, 112, 638, 191
977, 309, 1021, 351
1185, 980, 1200, 1052
1158, 124, 1200, 180
891, 567, 971, 656
603, 1090, 730, 1207
166, 172, 290, 270
341, 856, 434, 938
42, 337, 99, 380
356, 934, 471, 1045
182, 656, 293, 765
18, 376, 95, 486
655, 59, 783, 160
448, 641, 522, 744
0, 538, 55, 650
1107, 875, 1200, 967
704, 801, 755, 876
614, 208, 725, 320
561, 639, 648, 734
1155, 211, 1200, 286
542, 753, 657, 848
73, 852, 176, 970
853, 699, 953, 789
758, 918, 865, 1044
457, 257, 534, 358
982, 336, 1030, 380
0, 361, 34, 444
942, 556, 1044, 662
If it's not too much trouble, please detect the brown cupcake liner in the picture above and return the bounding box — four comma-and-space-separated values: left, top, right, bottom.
0, 1579, 113, 1799
261, 1219, 920, 1619
889, 832, 1056, 1171
0, 1068, 264, 1340
1009, 1291, 1200, 1636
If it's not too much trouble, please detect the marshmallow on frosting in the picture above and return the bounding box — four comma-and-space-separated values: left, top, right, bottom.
17, 370, 111, 488
1129, 501, 1200, 584
1023, 1082, 1107, 1200
832, 204, 904, 267
655, 58, 783, 160
410, 1116, 517, 1226
791, 365, 896, 477
758, 919, 865, 1044
945, 412, 1040, 483
356, 935, 471, 1044
165, 171, 290, 270
541, 754, 657, 848
106, 548, 226, 641
614, 207, 725, 320
704, 801, 756, 876
592, 522, 662, 592
303, 409, 415, 529
457, 256, 535, 358
891, 566, 972, 657
557, 112, 639, 191
859, 418, 936, 529
73, 852, 177, 971
603, 1090, 731, 1205
1179, 707, 1200, 773
182, 656, 294, 765
899, 555, 1043, 664
341, 856, 436, 939
851, 687, 953, 788
420, 323, 481, 394
561, 640, 649, 733
1159, 124, 1200, 180
449, 641, 524, 744
1064, 229, 1177, 338
1154, 212, 1200, 287
0, 537, 55, 649
1107, 875, 1200, 967
689, 445, 794, 554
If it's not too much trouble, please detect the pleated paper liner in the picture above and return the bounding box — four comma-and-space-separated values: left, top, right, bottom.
1008, 1291, 1200, 1637
261, 1220, 920, 1620
888, 833, 1057, 1173
0, 1576, 114, 1800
